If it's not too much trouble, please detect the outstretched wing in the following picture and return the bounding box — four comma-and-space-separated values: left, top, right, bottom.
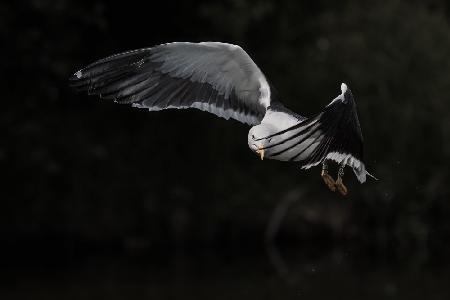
70, 42, 272, 125
258, 84, 369, 183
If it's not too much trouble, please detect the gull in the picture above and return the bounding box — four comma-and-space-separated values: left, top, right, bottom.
70, 42, 376, 195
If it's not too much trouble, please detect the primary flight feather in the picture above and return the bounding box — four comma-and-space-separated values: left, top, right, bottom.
70, 41, 375, 195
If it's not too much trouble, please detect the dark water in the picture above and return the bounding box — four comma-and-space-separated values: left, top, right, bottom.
3, 246, 450, 300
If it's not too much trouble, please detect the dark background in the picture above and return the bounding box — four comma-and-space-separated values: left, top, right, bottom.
2, 0, 450, 299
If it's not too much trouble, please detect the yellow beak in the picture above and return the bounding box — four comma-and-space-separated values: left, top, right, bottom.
256, 147, 265, 160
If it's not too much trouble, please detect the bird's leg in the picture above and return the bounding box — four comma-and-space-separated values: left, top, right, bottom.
335, 163, 348, 196
321, 160, 336, 192
256, 146, 265, 160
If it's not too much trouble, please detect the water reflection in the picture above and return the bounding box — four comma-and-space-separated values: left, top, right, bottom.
3, 246, 450, 300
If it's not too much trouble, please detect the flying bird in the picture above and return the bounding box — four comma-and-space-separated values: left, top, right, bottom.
70, 42, 375, 195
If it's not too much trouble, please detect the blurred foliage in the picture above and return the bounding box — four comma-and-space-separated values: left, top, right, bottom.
2, 0, 450, 258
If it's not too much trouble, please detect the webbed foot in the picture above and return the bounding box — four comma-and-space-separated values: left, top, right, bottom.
321, 161, 336, 192
335, 176, 348, 196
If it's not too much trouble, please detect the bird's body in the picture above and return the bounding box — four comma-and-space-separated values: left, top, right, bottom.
71, 42, 375, 194
248, 105, 304, 160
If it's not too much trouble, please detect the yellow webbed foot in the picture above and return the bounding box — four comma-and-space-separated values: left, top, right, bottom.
335, 177, 348, 196
321, 169, 336, 192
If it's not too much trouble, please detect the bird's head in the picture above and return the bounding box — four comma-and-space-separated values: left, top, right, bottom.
248, 124, 273, 160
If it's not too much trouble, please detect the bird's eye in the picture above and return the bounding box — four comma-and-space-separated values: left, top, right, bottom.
252, 134, 255, 139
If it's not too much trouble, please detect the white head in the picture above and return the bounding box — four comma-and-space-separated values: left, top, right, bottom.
247, 124, 273, 154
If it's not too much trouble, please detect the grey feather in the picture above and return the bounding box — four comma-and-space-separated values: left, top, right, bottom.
70, 42, 271, 125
